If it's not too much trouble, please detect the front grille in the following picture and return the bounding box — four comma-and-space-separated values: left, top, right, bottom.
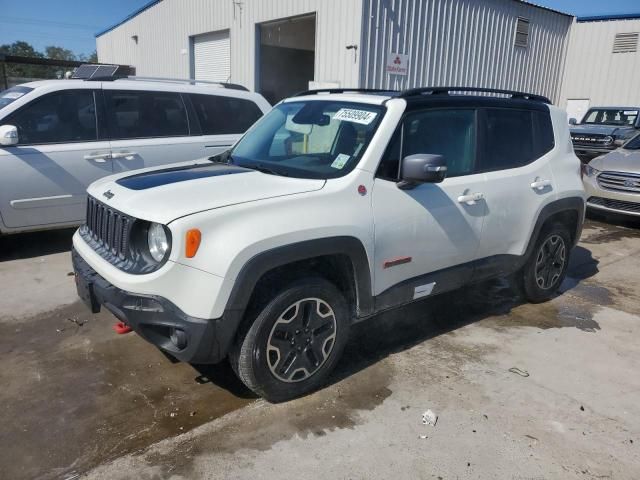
83, 196, 134, 260
597, 171, 640, 194
571, 133, 612, 147
588, 196, 640, 214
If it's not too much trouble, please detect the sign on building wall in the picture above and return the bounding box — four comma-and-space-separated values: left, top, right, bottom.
385, 53, 409, 76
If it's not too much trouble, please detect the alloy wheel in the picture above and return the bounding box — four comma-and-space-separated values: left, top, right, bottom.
266, 297, 337, 383
534, 234, 566, 290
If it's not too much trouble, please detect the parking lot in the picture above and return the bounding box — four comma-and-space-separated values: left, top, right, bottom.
1, 216, 639, 480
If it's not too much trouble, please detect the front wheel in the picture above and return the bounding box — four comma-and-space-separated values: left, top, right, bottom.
230, 277, 350, 402
521, 223, 571, 303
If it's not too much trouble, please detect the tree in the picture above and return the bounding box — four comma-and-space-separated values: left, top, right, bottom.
1, 41, 96, 82
77, 51, 98, 63
45, 46, 77, 61
0, 40, 44, 59
0, 41, 47, 78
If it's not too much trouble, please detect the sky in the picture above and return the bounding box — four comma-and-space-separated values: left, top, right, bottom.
0, 0, 151, 56
0, 0, 639, 57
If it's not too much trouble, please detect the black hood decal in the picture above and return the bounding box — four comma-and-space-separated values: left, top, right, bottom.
116, 163, 251, 190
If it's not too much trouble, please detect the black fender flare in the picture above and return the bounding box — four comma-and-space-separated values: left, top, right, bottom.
215, 236, 373, 358
524, 196, 585, 262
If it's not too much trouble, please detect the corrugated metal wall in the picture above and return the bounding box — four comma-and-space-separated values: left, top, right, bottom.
359, 0, 572, 103
560, 19, 640, 108
96, 0, 363, 91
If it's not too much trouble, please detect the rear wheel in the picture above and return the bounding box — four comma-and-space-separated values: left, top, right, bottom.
521, 223, 571, 303
230, 277, 350, 402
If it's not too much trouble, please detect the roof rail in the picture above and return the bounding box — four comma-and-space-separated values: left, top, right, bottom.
294, 88, 398, 97
399, 86, 551, 104
85, 74, 248, 91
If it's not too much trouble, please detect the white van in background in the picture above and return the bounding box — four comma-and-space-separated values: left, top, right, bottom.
0, 76, 270, 234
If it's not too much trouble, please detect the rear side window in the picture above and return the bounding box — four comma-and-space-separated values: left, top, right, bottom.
105, 90, 189, 139
7, 90, 97, 145
532, 110, 555, 158
479, 108, 554, 172
189, 93, 263, 134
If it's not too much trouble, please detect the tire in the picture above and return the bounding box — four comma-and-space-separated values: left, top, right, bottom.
230, 277, 350, 402
521, 222, 571, 303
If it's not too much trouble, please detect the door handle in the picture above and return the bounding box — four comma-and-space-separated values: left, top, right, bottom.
84, 152, 111, 163
457, 192, 484, 205
531, 179, 552, 190
110, 151, 137, 159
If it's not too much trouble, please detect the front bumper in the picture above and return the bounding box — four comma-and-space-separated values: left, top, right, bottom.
583, 174, 640, 217
72, 248, 231, 364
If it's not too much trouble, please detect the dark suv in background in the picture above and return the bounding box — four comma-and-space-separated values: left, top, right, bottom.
570, 107, 640, 162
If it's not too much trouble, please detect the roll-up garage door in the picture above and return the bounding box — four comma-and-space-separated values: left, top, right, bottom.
193, 30, 230, 82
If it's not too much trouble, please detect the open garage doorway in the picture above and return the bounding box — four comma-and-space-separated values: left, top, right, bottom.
258, 14, 315, 104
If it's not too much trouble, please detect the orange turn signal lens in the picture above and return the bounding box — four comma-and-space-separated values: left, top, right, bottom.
185, 229, 201, 258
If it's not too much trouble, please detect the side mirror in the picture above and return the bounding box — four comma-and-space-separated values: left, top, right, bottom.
569, 118, 578, 125
0, 125, 18, 146
398, 154, 447, 189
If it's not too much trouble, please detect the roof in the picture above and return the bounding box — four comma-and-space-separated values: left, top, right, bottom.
95, 0, 162, 38
288, 86, 553, 107
96, 0, 572, 39
516, 1, 572, 18
577, 13, 640, 23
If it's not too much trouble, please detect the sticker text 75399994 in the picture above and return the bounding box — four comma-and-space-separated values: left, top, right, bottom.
333, 108, 378, 125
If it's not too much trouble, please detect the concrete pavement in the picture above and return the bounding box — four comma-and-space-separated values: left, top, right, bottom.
1, 218, 639, 479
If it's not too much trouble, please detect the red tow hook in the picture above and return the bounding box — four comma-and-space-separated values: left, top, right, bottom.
113, 321, 133, 334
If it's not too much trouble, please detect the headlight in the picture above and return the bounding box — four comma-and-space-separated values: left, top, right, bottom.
602, 135, 614, 146
581, 164, 600, 178
148, 223, 170, 262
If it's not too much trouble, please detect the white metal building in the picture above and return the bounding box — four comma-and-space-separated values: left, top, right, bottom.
559, 14, 640, 121
96, 0, 573, 104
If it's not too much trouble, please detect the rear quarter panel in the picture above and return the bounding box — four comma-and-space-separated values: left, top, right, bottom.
550, 106, 587, 203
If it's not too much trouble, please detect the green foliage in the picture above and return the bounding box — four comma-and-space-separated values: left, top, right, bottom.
44, 46, 77, 61
1, 41, 96, 81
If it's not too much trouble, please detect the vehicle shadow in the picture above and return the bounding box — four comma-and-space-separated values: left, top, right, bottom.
190, 362, 259, 400
328, 245, 599, 390
0, 228, 75, 262
587, 209, 640, 230
187, 245, 599, 400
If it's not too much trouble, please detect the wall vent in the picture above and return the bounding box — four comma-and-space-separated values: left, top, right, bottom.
515, 18, 530, 48
613, 32, 639, 53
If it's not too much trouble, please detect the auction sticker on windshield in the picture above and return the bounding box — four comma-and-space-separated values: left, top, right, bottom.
334, 108, 377, 125
331, 153, 350, 169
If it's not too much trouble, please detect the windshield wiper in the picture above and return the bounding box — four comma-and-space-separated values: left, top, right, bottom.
209, 153, 287, 176
244, 163, 287, 176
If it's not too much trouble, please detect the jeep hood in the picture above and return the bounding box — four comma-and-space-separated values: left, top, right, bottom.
570, 124, 634, 137
87, 161, 326, 224
589, 148, 640, 172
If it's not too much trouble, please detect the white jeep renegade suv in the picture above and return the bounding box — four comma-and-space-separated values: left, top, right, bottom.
73, 87, 586, 402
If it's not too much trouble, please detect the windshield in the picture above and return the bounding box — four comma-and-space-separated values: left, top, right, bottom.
223, 100, 385, 179
0, 86, 34, 111
624, 133, 640, 150
582, 108, 638, 126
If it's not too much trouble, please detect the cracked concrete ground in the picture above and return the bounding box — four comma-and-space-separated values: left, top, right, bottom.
0, 216, 639, 480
